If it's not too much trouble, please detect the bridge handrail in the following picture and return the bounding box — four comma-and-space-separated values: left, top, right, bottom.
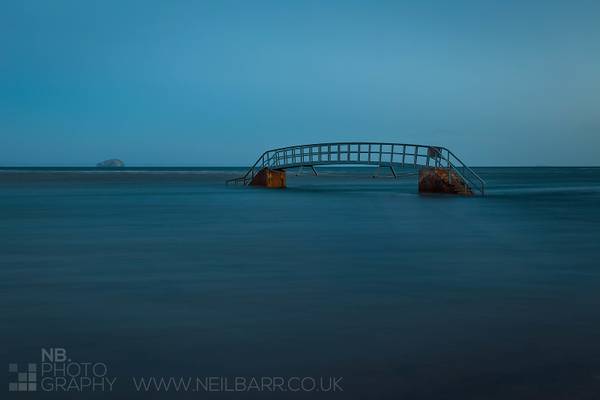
444, 148, 486, 195
226, 142, 485, 194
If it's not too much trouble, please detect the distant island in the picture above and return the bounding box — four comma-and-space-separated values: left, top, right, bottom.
96, 159, 125, 167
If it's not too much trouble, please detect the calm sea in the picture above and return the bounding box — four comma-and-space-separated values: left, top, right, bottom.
1, 167, 600, 399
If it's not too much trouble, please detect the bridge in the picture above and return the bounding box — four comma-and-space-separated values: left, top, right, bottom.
226, 142, 485, 195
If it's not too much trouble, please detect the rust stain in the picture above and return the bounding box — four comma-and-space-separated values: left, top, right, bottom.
418, 168, 472, 196
250, 168, 286, 188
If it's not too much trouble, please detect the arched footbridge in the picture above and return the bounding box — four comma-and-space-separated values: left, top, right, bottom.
226, 142, 485, 195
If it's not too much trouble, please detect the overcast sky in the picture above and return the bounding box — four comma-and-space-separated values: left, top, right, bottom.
1, 0, 599, 166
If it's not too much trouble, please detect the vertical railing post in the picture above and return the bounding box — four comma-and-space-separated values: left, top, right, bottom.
414, 146, 418, 166
402, 145, 406, 166
447, 150, 452, 184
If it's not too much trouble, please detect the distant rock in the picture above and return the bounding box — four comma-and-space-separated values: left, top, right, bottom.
96, 159, 125, 168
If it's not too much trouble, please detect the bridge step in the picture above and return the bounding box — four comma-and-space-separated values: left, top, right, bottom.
250, 168, 286, 188
418, 168, 473, 195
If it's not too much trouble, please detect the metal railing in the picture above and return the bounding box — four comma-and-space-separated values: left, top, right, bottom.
226, 142, 485, 194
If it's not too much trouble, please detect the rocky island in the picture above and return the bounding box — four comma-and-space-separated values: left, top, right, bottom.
96, 159, 125, 167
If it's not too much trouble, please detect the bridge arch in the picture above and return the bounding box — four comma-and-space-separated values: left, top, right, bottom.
227, 142, 484, 195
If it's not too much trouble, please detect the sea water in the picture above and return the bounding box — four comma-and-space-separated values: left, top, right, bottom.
1, 167, 600, 399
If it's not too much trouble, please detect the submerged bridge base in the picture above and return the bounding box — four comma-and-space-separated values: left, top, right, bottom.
249, 166, 472, 195
418, 168, 473, 196
250, 168, 286, 188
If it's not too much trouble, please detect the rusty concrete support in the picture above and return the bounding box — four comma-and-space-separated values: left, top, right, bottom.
418, 168, 473, 195
250, 168, 286, 188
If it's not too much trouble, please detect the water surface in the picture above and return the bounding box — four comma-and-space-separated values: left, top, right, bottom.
2, 167, 600, 399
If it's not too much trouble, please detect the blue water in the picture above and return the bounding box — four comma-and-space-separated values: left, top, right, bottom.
2, 167, 600, 399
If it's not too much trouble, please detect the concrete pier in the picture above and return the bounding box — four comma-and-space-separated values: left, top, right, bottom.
250, 168, 286, 188
418, 168, 473, 195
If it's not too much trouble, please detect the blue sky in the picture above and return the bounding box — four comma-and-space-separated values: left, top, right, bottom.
1, 0, 599, 166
